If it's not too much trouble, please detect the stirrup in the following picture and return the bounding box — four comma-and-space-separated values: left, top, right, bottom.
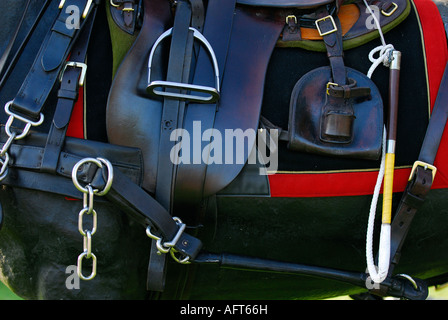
146, 27, 220, 104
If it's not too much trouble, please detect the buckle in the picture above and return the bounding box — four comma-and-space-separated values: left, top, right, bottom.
59, 0, 93, 19
146, 217, 190, 264
110, 0, 135, 11
408, 161, 437, 182
326, 82, 339, 95
285, 15, 298, 25
315, 15, 337, 37
381, 2, 398, 17
59, 61, 87, 87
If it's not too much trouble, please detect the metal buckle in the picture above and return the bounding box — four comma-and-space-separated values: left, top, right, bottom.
326, 82, 338, 95
59, 0, 93, 19
146, 217, 188, 262
59, 61, 88, 87
381, 2, 398, 17
110, 0, 135, 11
4, 100, 44, 140
408, 161, 437, 182
285, 15, 297, 25
315, 15, 337, 37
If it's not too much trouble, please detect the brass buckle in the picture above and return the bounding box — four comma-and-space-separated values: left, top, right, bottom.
59, 0, 93, 19
381, 2, 398, 17
110, 0, 135, 11
408, 161, 437, 182
59, 61, 88, 87
326, 82, 338, 95
315, 15, 337, 37
285, 15, 298, 24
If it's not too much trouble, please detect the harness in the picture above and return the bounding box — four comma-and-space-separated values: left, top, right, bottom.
0, 0, 447, 299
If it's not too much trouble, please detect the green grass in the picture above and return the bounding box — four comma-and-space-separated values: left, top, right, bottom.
0, 282, 22, 300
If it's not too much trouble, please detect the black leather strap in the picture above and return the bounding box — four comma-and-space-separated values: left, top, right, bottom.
41, 8, 96, 173
10, 0, 100, 121
173, 0, 237, 212
387, 62, 448, 273
148, 0, 195, 292
0, 132, 203, 260
368, 62, 448, 297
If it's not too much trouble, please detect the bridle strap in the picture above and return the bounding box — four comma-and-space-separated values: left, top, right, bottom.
9, 0, 100, 122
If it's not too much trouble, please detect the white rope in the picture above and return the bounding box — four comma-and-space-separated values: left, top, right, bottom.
366, 127, 390, 283
363, 0, 395, 78
363, 0, 394, 283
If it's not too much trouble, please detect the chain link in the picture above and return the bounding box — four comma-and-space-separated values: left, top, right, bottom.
72, 157, 113, 281
0, 101, 44, 181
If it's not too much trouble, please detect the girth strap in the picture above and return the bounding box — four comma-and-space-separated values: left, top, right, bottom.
9, 0, 100, 121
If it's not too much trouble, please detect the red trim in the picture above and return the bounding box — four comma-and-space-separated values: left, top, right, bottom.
66, 86, 85, 139
269, 0, 448, 198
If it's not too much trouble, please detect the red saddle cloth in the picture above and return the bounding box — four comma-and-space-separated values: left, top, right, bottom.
269, 0, 448, 198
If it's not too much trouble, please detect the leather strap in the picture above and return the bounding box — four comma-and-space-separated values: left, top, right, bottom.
148, 0, 195, 292
173, 0, 237, 211
10, 0, 100, 121
0, 132, 203, 260
41, 8, 96, 173
388, 62, 448, 273
369, 62, 448, 297
0, 1, 52, 90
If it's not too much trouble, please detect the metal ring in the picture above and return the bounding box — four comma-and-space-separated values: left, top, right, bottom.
0, 153, 10, 177
156, 238, 171, 254
95, 158, 113, 196
145, 225, 161, 241
83, 230, 93, 258
71, 157, 113, 196
110, 0, 120, 7
4, 101, 44, 140
78, 207, 97, 237
72, 157, 103, 194
170, 249, 191, 265
396, 274, 418, 290
77, 251, 97, 281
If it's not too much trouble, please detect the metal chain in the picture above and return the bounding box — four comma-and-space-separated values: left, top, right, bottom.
72, 157, 113, 281
0, 101, 44, 181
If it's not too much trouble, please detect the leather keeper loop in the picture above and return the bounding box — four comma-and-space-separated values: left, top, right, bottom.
57, 88, 79, 101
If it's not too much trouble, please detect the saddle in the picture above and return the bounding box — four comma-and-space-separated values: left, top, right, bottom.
2, 0, 445, 300
106, 0, 408, 290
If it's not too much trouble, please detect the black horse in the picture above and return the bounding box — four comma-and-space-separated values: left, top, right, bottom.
0, 0, 447, 300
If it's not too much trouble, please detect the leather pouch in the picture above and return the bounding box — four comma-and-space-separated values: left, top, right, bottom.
288, 66, 383, 160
